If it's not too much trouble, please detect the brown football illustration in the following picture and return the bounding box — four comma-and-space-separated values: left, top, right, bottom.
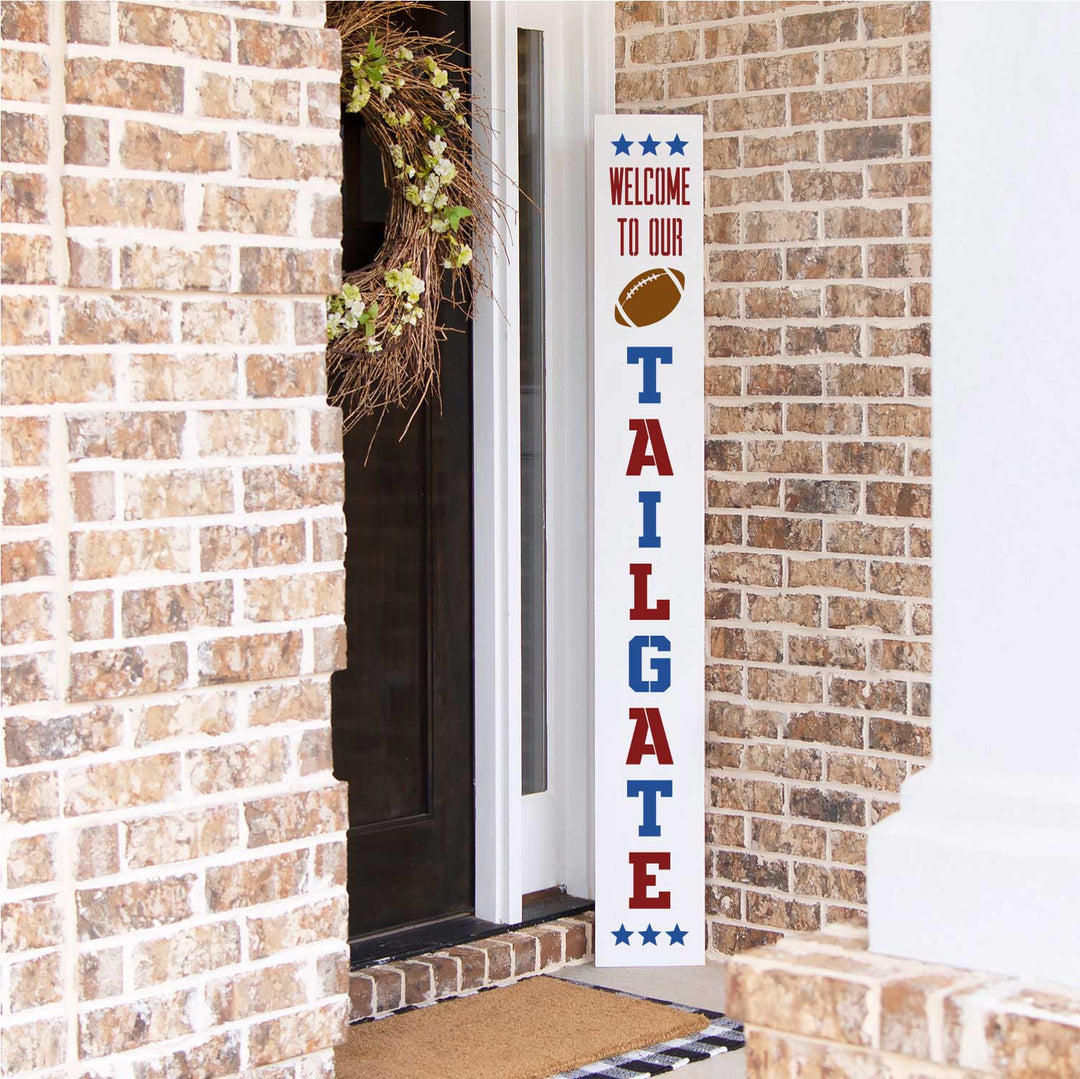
614, 267, 686, 328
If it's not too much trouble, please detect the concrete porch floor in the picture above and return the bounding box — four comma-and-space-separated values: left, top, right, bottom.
553, 959, 746, 1078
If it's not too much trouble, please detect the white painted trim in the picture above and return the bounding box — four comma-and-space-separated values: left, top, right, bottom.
471, 0, 524, 926
471, 1, 614, 921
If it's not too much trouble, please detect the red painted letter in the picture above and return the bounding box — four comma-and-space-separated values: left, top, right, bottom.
626, 419, 673, 476
628, 852, 671, 909
629, 563, 670, 620
626, 707, 674, 765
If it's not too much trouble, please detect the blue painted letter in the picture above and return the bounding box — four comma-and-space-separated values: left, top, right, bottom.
626, 346, 673, 404
626, 780, 673, 837
629, 635, 671, 693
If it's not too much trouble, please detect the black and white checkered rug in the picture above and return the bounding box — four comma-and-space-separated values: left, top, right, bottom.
550, 986, 744, 1078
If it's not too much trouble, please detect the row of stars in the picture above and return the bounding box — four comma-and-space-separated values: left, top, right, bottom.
611, 923, 688, 945
612, 133, 688, 157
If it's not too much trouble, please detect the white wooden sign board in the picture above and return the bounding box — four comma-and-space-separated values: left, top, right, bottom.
592, 114, 705, 966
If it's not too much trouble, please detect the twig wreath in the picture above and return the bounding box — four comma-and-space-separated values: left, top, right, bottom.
325, 2, 498, 433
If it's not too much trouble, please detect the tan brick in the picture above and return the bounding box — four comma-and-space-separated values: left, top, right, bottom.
243, 462, 343, 512
866, 481, 931, 518
130, 351, 237, 402
712, 93, 785, 132
751, 818, 827, 858
118, 2, 230, 60
68, 238, 112, 287
825, 207, 904, 239
789, 557, 866, 592
824, 45, 903, 83
630, 29, 699, 64
133, 922, 241, 988
710, 551, 782, 587
250, 678, 329, 726
66, 57, 183, 112
864, 2, 930, 39
68, 411, 186, 461
123, 467, 233, 520
69, 468, 112, 522
121, 581, 232, 637
1, 231, 52, 283
784, 480, 859, 515
198, 631, 303, 685
1, 651, 54, 705
65, 1, 109, 44
208, 962, 307, 1024
196, 71, 300, 124
79, 947, 123, 1002
0, 295, 47, 350
200, 521, 305, 572
786, 403, 862, 435
60, 295, 173, 345
75, 823, 119, 879
781, 8, 858, 47
786, 245, 862, 280
236, 19, 339, 69
65, 752, 181, 816
4, 706, 120, 765
616, 68, 664, 103
710, 171, 784, 206
791, 88, 867, 125
2, 475, 48, 524
789, 168, 863, 203
245, 785, 347, 847
5, 834, 56, 889
206, 849, 309, 912
181, 299, 288, 345
79, 990, 195, 1059
748, 667, 822, 704
1, 1, 48, 42
790, 634, 866, 670
71, 526, 189, 580
704, 21, 776, 57
126, 806, 239, 869
2, 169, 47, 223
306, 79, 339, 128
64, 114, 109, 166
133, 1032, 242, 1079
743, 53, 819, 91
668, 60, 738, 99
120, 242, 231, 291
248, 895, 347, 960
134, 689, 237, 745
78, 875, 195, 940
868, 243, 931, 279
239, 246, 340, 294
239, 132, 341, 182
868, 161, 931, 198
746, 287, 821, 319
1, 770, 59, 823
0, 1017, 65, 1073
0, 109, 48, 163
246, 351, 327, 397
188, 738, 288, 795
826, 363, 905, 397
248, 1000, 345, 1067
1, 46, 49, 102
243, 570, 344, 623
829, 676, 908, 713
870, 561, 931, 597
709, 325, 781, 357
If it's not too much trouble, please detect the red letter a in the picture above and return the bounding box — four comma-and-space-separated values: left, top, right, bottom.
626, 707, 674, 765
626, 419, 673, 476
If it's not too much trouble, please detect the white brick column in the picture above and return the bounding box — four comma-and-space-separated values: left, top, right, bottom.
868, 2, 1080, 987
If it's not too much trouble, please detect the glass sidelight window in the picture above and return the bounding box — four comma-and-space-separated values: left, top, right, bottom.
517, 27, 547, 797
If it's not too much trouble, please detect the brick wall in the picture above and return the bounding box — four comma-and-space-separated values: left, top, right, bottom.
0, 2, 348, 1074
615, 0, 931, 951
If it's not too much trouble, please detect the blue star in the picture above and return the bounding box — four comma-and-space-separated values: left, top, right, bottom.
667, 924, 688, 945
611, 134, 632, 156
640, 924, 660, 945
639, 134, 660, 156
612, 924, 633, 945
666, 133, 688, 156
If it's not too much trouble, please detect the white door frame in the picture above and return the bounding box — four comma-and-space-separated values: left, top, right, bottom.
470, 0, 615, 925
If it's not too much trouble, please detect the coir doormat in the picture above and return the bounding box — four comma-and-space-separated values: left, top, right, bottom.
335, 974, 743, 1079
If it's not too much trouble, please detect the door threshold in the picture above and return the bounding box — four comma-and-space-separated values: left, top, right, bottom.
349, 895, 593, 969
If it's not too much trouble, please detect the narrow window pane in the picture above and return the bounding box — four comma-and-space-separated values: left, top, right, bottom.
518, 28, 547, 796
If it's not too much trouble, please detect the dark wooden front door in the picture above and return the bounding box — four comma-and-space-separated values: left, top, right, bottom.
331, 4, 474, 942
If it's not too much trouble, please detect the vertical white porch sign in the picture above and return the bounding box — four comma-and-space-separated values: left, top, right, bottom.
593, 115, 704, 967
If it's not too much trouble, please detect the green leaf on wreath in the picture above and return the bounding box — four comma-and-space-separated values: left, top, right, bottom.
446, 206, 472, 232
